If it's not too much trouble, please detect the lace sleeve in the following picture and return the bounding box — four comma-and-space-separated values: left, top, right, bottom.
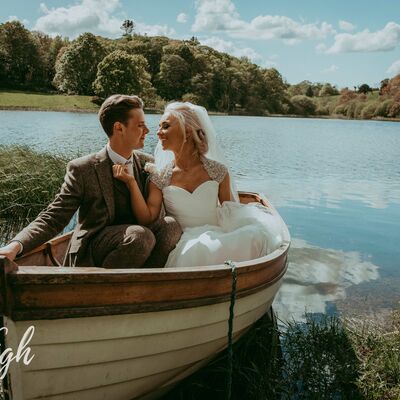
201, 157, 228, 183
146, 162, 173, 190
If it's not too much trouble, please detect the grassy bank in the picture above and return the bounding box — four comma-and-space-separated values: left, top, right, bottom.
313, 91, 400, 122
0, 90, 98, 112
1, 91, 399, 121
164, 310, 400, 400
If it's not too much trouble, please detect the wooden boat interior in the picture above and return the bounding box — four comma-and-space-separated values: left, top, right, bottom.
15, 191, 273, 268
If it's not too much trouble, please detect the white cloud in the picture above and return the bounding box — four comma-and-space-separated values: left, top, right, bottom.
322, 64, 339, 73
323, 22, 400, 53
200, 36, 261, 61
6, 15, 29, 25
34, 0, 121, 37
34, 0, 175, 38
273, 238, 379, 322
339, 20, 355, 32
192, 0, 335, 44
387, 59, 400, 76
135, 22, 175, 37
176, 12, 188, 24
192, 0, 245, 32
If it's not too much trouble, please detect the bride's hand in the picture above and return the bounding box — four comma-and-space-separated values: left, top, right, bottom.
112, 164, 135, 185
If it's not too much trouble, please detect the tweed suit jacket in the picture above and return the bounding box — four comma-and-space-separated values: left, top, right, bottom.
12, 146, 154, 266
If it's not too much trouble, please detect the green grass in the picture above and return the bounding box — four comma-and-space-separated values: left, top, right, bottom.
163, 311, 400, 400
0, 145, 68, 245
0, 90, 98, 112
367, 90, 380, 101
346, 310, 400, 400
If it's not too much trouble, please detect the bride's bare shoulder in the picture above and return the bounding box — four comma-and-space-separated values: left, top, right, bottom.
200, 156, 228, 183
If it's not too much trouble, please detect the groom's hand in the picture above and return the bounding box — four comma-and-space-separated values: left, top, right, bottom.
112, 164, 135, 185
0, 242, 21, 261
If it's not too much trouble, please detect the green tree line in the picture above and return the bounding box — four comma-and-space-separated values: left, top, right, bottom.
0, 20, 399, 118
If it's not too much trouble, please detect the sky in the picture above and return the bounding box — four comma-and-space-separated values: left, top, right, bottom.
1, 0, 400, 88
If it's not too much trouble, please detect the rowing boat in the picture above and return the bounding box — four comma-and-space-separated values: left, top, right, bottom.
0, 191, 290, 400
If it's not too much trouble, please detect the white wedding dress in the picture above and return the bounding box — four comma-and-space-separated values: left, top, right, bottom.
150, 156, 285, 268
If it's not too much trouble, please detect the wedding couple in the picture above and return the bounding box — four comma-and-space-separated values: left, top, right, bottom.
0, 95, 283, 268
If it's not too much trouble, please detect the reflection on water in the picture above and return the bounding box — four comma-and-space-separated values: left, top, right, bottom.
239, 177, 400, 211
1, 111, 399, 320
274, 238, 379, 322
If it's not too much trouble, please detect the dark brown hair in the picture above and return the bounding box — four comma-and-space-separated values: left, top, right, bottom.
98, 95, 144, 137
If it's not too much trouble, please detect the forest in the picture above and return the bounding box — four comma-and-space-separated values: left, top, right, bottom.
1, 20, 399, 119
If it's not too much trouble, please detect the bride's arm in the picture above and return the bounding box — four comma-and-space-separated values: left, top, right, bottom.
112, 165, 163, 225
218, 173, 232, 203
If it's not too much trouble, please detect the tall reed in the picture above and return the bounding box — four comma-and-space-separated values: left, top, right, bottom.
0, 145, 68, 244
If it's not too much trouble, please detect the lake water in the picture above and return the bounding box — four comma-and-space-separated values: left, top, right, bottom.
1, 110, 399, 322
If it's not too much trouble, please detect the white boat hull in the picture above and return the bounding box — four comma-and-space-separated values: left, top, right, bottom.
4, 281, 282, 400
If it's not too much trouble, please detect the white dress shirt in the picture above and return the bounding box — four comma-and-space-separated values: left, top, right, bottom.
106, 143, 134, 176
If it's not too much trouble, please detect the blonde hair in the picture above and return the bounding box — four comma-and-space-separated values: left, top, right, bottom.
164, 102, 209, 155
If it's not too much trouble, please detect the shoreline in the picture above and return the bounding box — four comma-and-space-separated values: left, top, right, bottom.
1, 105, 399, 122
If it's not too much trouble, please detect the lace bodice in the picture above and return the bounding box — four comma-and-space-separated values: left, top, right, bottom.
149, 156, 228, 191
148, 157, 228, 228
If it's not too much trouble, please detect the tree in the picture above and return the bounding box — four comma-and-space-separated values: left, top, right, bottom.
125, 36, 169, 78
93, 50, 154, 100
182, 92, 201, 104
0, 21, 44, 88
290, 95, 316, 115
31, 31, 69, 89
163, 43, 195, 69
305, 86, 314, 97
0, 46, 7, 85
379, 75, 400, 97
53, 33, 105, 94
379, 78, 389, 95
188, 36, 200, 45
157, 54, 191, 100
235, 62, 270, 113
190, 71, 214, 107
388, 93, 400, 118
319, 83, 339, 97
287, 80, 312, 97
121, 20, 135, 38
358, 84, 371, 94
262, 68, 287, 113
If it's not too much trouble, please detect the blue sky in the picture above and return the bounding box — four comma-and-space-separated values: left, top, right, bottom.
1, 0, 400, 88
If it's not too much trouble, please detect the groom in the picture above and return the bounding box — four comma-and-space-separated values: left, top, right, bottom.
0, 95, 182, 268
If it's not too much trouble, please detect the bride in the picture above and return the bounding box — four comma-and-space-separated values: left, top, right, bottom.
113, 102, 285, 268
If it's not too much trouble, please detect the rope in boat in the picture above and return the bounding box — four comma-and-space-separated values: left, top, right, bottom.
224, 260, 237, 400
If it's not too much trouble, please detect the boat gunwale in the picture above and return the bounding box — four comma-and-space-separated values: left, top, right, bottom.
7, 258, 288, 320
8, 241, 289, 284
